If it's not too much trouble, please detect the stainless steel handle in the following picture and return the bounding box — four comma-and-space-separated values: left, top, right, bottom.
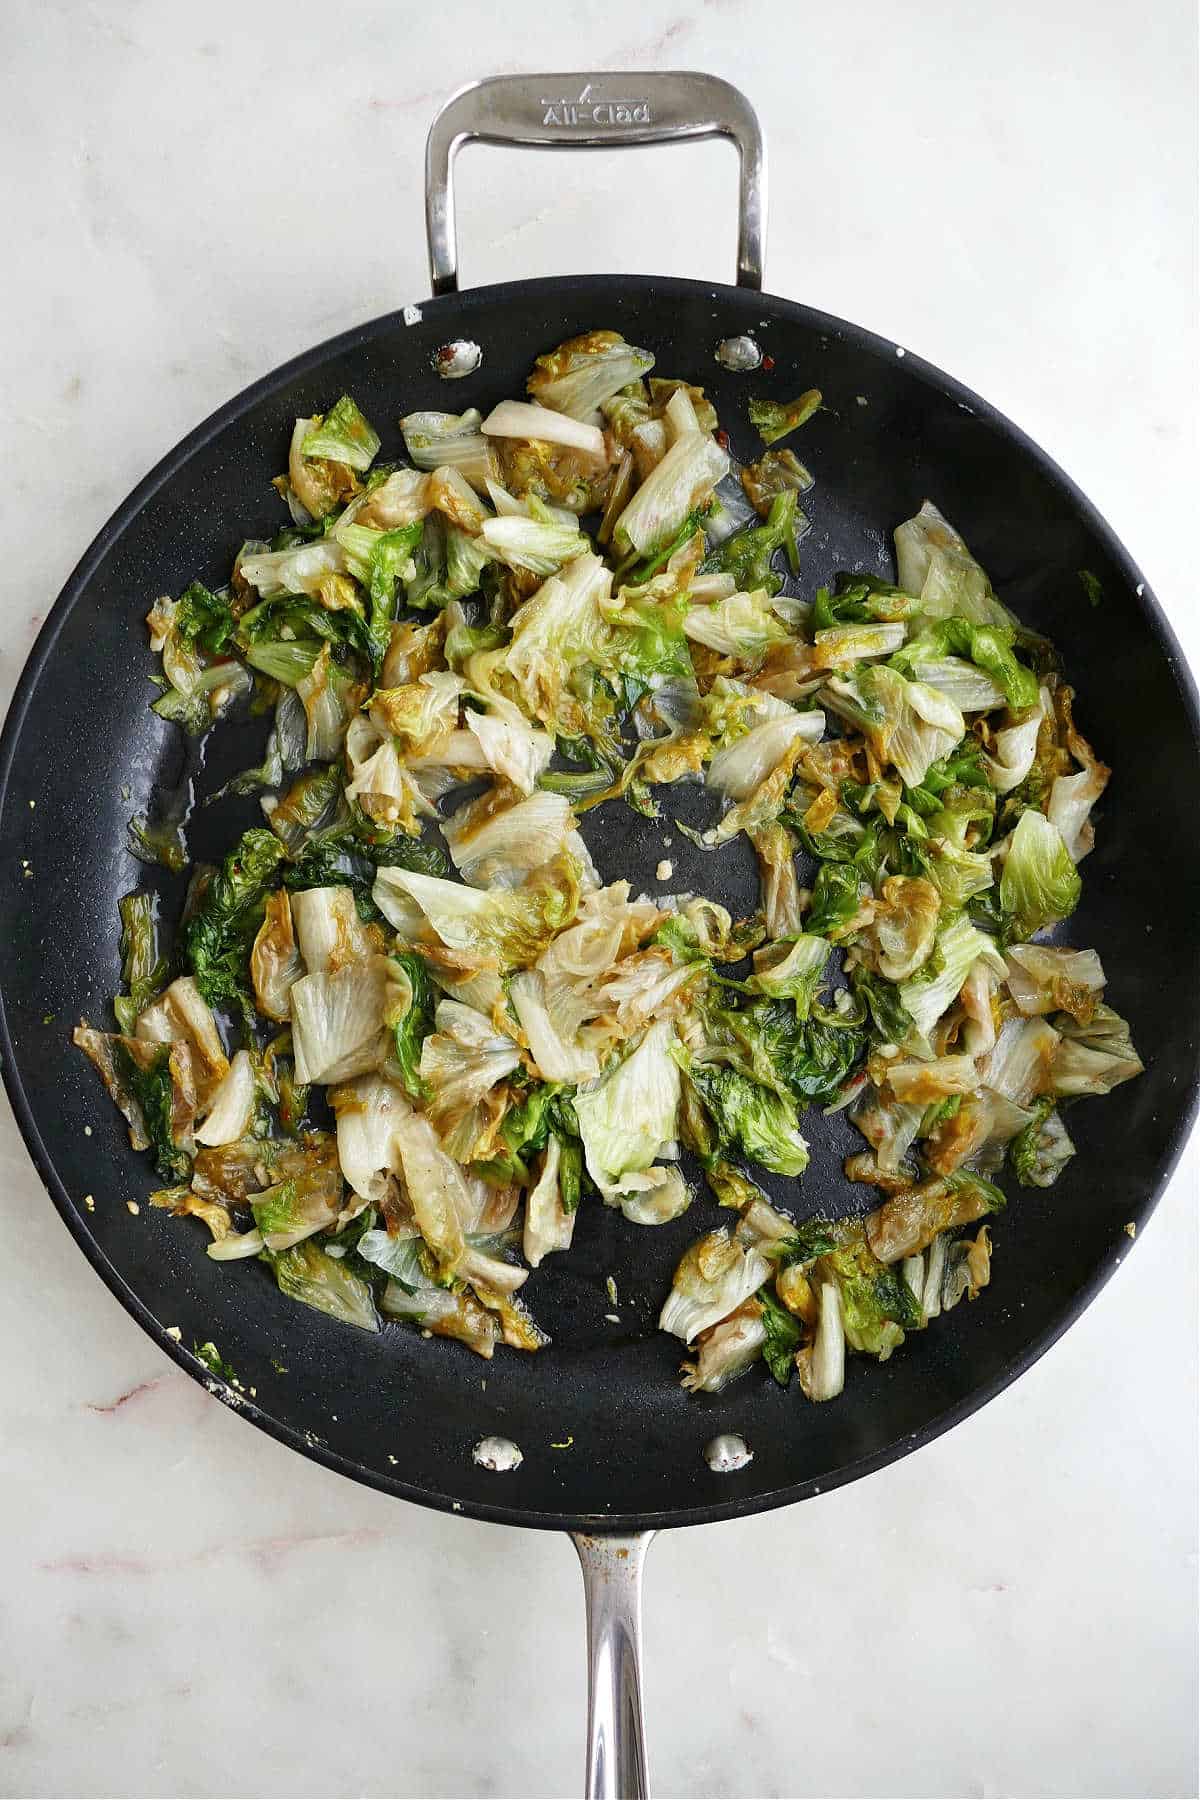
425, 72, 765, 295
572, 1531, 656, 1800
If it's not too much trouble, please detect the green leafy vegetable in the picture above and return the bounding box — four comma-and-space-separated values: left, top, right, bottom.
748, 389, 822, 446
574, 1021, 681, 1195
127, 809, 189, 873
700, 492, 801, 596
823, 1238, 921, 1359
175, 581, 236, 654
182, 828, 287, 1016
77, 341, 1138, 1411
850, 967, 915, 1045
299, 397, 381, 472
113, 891, 167, 1034
194, 1341, 239, 1382
686, 1062, 809, 1177
812, 576, 919, 629
1009, 1096, 1076, 1188
807, 863, 863, 939
749, 935, 831, 1015
366, 523, 424, 667
775, 1218, 839, 1266
389, 951, 435, 1098
758, 1285, 802, 1385
266, 1239, 380, 1331
999, 810, 1082, 939
110, 1038, 190, 1182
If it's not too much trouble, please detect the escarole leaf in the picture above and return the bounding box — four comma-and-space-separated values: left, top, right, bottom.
290, 956, 396, 1086
401, 410, 498, 492
365, 522, 424, 669
893, 501, 1015, 629
528, 330, 655, 418
700, 492, 803, 596
891, 617, 1038, 712
175, 581, 235, 654
824, 666, 965, 790
299, 397, 381, 472
683, 588, 792, 661
182, 829, 287, 1014
612, 431, 729, 556
574, 1020, 681, 1195
681, 1302, 768, 1394
114, 891, 167, 1035
758, 1286, 802, 1385
686, 1061, 809, 1178
748, 389, 822, 446
1009, 1096, 1076, 1188
898, 914, 1006, 1041
659, 1228, 772, 1343
999, 810, 1081, 939
268, 1239, 380, 1331
749, 935, 832, 1016
865, 1172, 1006, 1265
373, 856, 580, 973
74, 1031, 195, 1181
388, 951, 435, 1098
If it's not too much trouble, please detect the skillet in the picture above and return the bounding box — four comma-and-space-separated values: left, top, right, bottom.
1, 73, 1197, 1799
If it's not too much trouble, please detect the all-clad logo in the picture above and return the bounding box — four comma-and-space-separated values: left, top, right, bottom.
539, 82, 651, 127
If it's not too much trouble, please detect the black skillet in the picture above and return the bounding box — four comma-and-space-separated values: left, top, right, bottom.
1, 73, 1197, 1799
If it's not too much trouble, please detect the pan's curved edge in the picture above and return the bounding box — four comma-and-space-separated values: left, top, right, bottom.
2, 273, 1198, 1535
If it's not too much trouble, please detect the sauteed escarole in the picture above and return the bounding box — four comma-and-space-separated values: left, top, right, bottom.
76, 329, 1141, 1401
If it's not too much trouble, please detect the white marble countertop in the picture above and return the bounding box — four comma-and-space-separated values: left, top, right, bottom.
1, 3, 1196, 1796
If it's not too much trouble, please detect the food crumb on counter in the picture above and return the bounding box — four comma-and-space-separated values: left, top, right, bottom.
656, 859, 673, 881
1124, 1221, 1137, 1239
165, 1325, 182, 1341
126, 1200, 140, 1215
82, 1193, 95, 1211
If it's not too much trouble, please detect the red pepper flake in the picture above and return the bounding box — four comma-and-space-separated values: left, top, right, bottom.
715, 428, 730, 450
761, 354, 776, 372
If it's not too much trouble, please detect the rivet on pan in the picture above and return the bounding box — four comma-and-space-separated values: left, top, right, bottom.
433, 340, 483, 380
714, 334, 762, 372
704, 1433, 753, 1473
473, 1435, 523, 1472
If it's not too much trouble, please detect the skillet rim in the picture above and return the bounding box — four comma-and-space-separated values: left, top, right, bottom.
2, 271, 1197, 1533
